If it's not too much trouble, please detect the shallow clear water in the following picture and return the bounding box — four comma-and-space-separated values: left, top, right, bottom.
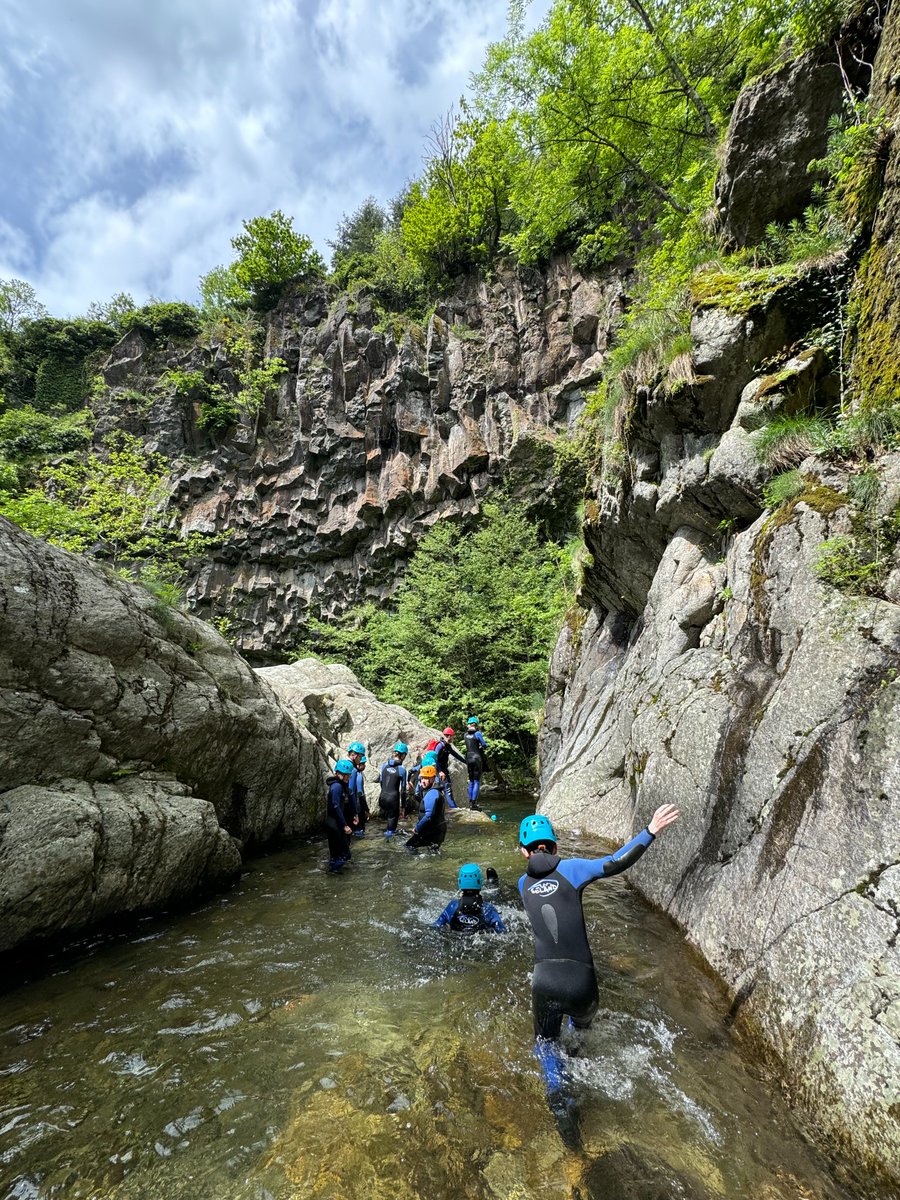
0, 797, 877, 1199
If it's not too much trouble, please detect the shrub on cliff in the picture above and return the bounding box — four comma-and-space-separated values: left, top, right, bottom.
202, 210, 326, 314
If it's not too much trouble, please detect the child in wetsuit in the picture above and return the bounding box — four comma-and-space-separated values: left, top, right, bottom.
433, 863, 505, 932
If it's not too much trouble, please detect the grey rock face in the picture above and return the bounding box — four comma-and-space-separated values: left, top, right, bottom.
716, 49, 843, 246
93, 258, 624, 658
542, 457, 900, 1180
257, 658, 469, 805
0, 778, 240, 952
0, 516, 323, 952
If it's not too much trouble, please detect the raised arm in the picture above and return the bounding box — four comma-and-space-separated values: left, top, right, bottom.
560, 804, 680, 887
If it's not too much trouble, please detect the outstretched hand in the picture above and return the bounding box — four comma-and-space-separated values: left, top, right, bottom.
648, 803, 680, 835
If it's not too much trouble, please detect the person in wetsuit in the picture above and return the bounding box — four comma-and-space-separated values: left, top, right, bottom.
342, 741, 365, 840
463, 717, 488, 810
324, 759, 355, 871
351, 755, 370, 837
379, 742, 408, 840
433, 863, 505, 932
433, 727, 465, 810
405, 764, 446, 851
518, 805, 680, 1040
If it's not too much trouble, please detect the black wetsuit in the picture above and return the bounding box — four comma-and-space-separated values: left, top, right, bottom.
324, 776, 351, 866
378, 758, 407, 834
518, 830, 654, 1038
464, 730, 487, 780
350, 767, 368, 834
406, 785, 446, 849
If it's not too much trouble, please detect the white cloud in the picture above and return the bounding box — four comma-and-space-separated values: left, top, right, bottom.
0, 0, 548, 316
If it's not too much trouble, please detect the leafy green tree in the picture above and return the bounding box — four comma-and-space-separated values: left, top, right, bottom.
400, 109, 520, 281
0, 279, 47, 334
230, 209, 326, 308
85, 292, 136, 329
300, 503, 573, 766
198, 264, 250, 317
473, 0, 798, 263
0, 431, 204, 566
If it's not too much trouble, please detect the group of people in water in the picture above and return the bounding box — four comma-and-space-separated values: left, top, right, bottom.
323, 718, 489, 870
322, 719, 681, 1119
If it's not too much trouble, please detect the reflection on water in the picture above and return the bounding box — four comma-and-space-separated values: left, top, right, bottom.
0, 797, 877, 1199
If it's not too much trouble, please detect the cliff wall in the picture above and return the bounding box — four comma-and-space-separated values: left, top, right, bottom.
539, 10, 900, 1186
93, 259, 620, 657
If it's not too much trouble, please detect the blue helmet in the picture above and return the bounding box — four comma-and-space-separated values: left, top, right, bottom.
466, 716, 479, 726
335, 758, 354, 775
422, 751, 438, 767
519, 814, 557, 848
359, 756, 367, 765
458, 863, 483, 890
348, 741, 365, 755
393, 742, 408, 754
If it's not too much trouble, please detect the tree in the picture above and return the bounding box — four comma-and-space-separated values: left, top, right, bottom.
399, 108, 521, 281
328, 197, 388, 276
0, 430, 204, 566
299, 503, 572, 766
85, 292, 136, 329
198, 264, 249, 316
0, 279, 47, 335
230, 210, 326, 308
473, 0, 799, 262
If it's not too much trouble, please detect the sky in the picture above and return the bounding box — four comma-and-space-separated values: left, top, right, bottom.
0, 0, 540, 317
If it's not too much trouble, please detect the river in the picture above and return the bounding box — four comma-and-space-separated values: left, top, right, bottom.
0, 797, 877, 1199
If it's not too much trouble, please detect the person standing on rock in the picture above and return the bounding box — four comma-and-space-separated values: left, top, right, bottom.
325, 759, 355, 871
517, 805, 680, 1093
433, 728, 465, 811
379, 742, 408, 840
405, 765, 447, 852
463, 717, 489, 810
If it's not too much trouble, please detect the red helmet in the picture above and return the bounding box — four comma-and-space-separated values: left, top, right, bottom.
443, 727, 455, 737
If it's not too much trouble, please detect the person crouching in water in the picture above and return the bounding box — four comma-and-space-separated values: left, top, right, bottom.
324, 759, 355, 871
405, 764, 446, 851
433, 863, 505, 932
379, 742, 408, 840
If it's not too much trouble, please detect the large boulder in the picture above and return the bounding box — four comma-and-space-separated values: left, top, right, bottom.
0, 517, 323, 952
715, 8, 882, 248
257, 659, 469, 805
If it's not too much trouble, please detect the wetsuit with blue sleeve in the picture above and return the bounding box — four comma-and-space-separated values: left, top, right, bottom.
518, 829, 655, 1038
406, 785, 446, 850
325, 777, 351, 867
434, 893, 505, 932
